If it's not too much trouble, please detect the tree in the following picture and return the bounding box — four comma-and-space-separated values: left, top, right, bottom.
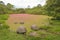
45, 0, 60, 20
27, 5, 30, 8
15, 8, 26, 13
0, 1, 14, 14
7, 3, 14, 10
0, 1, 6, 14
37, 4, 41, 7
0, 1, 5, 5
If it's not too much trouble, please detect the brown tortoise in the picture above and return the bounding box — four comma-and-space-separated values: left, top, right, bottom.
16, 26, 27, 34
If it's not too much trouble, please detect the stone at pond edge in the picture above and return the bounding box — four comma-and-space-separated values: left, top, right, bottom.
31, 24, 39, 31
29, 32, 39, 37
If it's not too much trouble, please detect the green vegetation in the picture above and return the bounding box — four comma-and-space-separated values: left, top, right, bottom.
0, 0, 60, 40
45, 0, 60, 20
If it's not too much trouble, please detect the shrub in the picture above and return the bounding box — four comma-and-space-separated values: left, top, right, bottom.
0, 24, 9, 30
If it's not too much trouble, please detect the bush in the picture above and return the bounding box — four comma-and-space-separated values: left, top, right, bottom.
0, 24, 9, 30
0, 14, 8, 20
56, 16, 60, 20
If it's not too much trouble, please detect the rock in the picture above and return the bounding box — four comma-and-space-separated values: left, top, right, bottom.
29, 32, 39, 37
16, 26, 27, 34
31, 24, 39, 31
40, 34, 47, 38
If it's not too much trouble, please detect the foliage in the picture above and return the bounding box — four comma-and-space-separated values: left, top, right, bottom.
45, 0, 60, 20
0, 1, 14, 14
25, 4, 44, 15
0, 14, 9, 20
7, 3, 14, 9
15, 8, 26, 13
